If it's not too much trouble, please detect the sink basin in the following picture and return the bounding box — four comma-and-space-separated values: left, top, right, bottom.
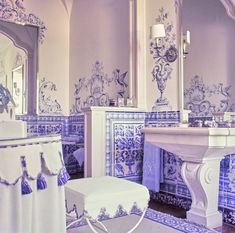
0, 121, 27, 140
142, 127, 235, 228
142, 127, 235, 161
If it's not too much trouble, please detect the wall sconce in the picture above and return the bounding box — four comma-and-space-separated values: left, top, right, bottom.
150, 23, 166, 46
183, 30, 190, 58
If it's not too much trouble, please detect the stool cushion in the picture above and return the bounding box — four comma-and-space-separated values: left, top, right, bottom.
65, 176, 149, 220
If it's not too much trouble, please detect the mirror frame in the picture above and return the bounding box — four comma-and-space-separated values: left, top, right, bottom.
0, 21, 38, 115
0, 0, 45, 115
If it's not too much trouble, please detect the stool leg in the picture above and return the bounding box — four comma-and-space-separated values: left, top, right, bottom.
85, 217, 109, 233
126, 209, 147, 233
96, 219, 108, 232
66, 216, 83, 229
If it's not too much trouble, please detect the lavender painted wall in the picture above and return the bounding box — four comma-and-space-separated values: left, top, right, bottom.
69, 0, 130, 113
183, 0, 235, 116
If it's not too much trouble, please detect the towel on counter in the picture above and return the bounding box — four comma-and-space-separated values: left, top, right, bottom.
142, 142, 164, 192
73, 148, 84, 166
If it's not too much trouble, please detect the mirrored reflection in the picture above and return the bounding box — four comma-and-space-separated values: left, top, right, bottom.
182, 0, 235, 117
0, 33, 27, 114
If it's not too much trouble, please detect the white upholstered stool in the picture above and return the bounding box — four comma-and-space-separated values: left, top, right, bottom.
65, 176, 149, 233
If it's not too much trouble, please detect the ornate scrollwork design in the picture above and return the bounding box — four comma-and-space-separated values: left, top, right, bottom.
0, 0, 46, 42
150, 8, 178, 111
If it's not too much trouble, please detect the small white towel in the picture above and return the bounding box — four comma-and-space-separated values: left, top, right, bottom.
73, 148, 84, 166
142, 142, 163, 192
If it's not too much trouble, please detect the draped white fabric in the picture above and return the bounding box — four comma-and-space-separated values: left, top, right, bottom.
0, 136, 66, 233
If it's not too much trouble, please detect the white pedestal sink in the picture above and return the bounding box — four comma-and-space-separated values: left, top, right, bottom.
142, 127, 235, 228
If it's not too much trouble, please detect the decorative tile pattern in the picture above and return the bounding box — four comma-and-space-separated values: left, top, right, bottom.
70, 61, 128, 114
16, 114, 85, 175
67, 208, 216, 233
184, 75, 235, 116
150, 8, 178, 111
39, 77, 62, 115
68, 115, 84, 143
145, 111, 179, 127
113, 123, 144, 178
105, 111, 180, 183
223, 208, 235, 225
106, 112, 145, 181
62, 143, 84, 175
0, 0, 46, 42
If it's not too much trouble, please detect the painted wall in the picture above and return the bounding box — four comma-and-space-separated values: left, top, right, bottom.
0, 0, 70, 115
183, 0, 235, 116
145, 0, 180, 112
69, 0, 130, 114
26, 0, 70, 115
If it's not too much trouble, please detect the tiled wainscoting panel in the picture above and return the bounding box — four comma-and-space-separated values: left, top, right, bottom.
106, 112, 146, 182
16, 114, 84, 175
145, 111, 180, 127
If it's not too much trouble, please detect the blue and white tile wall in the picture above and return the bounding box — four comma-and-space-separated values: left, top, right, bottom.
105, 110, 235, 225
105, 112, 146, 182
105, 111, 180, 183
17, 109, 235, 225
16, 114, 84, 175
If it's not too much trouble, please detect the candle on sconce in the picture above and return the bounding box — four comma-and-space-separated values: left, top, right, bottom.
184, 30, 190, 44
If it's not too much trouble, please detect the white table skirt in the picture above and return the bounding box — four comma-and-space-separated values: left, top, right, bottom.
0, 135, 68, 233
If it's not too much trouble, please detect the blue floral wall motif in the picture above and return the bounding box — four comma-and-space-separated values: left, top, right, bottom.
70, 61, 128, 114
39, 77, 62, 115
184, 75, 235, 116
113, 123, 144, 178
150, 8, 178, 111
105, 111, 180, 182
0, 0, 46, 42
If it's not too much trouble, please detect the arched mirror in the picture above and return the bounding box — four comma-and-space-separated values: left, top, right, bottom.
181, 0, 235, 117
0, 33, 27, 114
0, 20, 38, 115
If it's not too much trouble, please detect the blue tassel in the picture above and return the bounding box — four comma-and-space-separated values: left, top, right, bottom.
37, 174, 47, 190
58, 168, 70, 186
63, 169, 70, 182
21, 178, 32, 195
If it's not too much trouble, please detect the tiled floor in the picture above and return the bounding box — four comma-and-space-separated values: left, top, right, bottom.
149, 200, 235, 233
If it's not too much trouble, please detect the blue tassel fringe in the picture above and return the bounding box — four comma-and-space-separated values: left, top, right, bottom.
37, 174, 47, 190
21, 178, 32, 195
58, 168, 70, 186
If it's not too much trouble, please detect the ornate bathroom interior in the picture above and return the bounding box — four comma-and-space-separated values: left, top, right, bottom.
1, 0, 235, 232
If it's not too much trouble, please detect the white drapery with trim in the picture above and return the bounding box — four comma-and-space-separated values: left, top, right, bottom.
0, 136, 67, 233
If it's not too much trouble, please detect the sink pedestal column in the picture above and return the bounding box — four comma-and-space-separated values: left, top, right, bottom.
181, 158, 222, 228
